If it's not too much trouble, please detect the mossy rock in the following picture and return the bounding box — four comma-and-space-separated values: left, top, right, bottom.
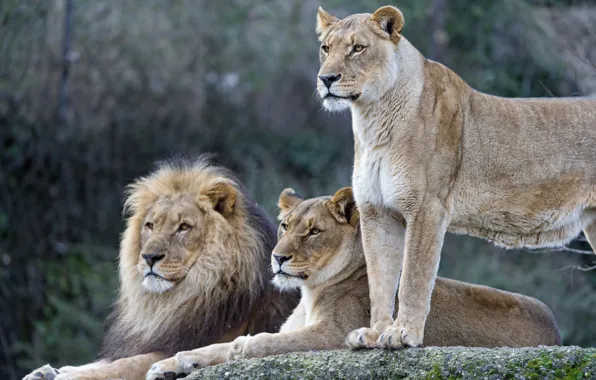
185, 346, 596, 380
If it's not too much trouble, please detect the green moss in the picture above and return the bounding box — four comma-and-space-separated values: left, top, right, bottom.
184, 346, 596, 380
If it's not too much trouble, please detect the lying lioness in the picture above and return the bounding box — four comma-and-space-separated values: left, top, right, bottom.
146, 187, 560, 379
315, 5, 596, 349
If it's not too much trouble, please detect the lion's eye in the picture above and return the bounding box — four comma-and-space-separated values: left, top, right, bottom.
145, 222, 154, 230
281, 223, 289, 231
310, 228, 321, 236
321, 45, 330, 54
178, 223, 191, 232
353, 44, 365, 53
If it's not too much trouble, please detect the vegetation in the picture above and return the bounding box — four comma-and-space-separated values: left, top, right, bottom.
184, 346, 596, 379
1, 0, 594, 378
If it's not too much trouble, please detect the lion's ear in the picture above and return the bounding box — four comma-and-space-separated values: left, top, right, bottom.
278, 188, 303, 220
370, 6, 404, 44
316, 7, 338, 37
326, 187, 359, 227
205, 179, 237, 217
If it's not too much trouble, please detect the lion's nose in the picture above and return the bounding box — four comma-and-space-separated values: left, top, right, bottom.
142, 253, 165, 267
319, 74, 341, 88
273, 254, 293, 266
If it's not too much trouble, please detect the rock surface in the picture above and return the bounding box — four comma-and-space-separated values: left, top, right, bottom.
185, 346, 596, 379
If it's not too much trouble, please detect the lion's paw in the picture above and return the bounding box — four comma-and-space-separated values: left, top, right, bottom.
377, 326, 423, 349
146, 352, 204, 380
22, 364, 60, 380
346, 327, 379, 349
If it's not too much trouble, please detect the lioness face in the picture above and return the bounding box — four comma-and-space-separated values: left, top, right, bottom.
272, 188, 359, 290
315, 7, 405, 112
138, 194, 208, 294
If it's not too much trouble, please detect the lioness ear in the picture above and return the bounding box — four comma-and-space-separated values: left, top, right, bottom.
326, 187, 359, 227
205, 179, 237, 217
316, 7, 339, 37
278, 188, 304, 220
370, 6, 404, 44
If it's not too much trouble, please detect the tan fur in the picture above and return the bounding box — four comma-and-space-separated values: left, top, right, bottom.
146, 188, 560, 379
315, 5, 596, 349
23, 156, 298, 380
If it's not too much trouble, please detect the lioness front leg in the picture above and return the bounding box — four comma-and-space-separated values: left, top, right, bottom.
147, 325, 335, 379
379, 202, 449, 348
146, 343, 233, 380
23, 353, 165, 380
350, 203, 406, 348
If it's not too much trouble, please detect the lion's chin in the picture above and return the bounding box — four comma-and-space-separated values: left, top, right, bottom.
142, 275, 175, 294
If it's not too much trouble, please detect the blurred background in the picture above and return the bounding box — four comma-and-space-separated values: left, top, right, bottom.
1, 0, 595, 378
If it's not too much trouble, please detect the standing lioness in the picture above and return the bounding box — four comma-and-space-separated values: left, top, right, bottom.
146, 187, 559, 379
315, 6, 596, 349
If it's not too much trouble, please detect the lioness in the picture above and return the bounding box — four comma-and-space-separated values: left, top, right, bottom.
23, 156, 298, 380
315, 6, 596, 348
146, 187, 560, 379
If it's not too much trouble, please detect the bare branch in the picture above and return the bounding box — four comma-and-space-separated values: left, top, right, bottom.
557, 263, 596, 272
525, 246, 594, 255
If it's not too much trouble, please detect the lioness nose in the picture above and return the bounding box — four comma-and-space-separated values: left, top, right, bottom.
273, 254, 292, 266
142, 253, 165, 267
319, 74, 341, 88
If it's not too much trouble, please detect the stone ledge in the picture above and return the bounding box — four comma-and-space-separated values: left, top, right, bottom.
185, 346, 596, 379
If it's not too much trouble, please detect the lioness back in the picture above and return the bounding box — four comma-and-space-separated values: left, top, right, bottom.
424, 278, 560, 347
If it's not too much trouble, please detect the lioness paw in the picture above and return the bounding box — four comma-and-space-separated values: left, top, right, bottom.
377, 326, 423, 349
399, 326, 423, 347
22, 365, 59, 380
146, 352, 205, 380
346, 327, 379, 349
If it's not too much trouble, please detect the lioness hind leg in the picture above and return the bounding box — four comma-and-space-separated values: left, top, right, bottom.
583, 220, 596, 254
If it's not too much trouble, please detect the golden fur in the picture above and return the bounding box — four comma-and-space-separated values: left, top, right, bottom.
146, 188, 560, 379
315, 5, 596, 349
23, 156, 298, 380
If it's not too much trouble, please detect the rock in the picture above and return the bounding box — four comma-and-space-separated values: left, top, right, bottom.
185, 346, 596, 379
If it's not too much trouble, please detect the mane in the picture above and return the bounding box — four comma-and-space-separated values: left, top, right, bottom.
99, 155, 277, 359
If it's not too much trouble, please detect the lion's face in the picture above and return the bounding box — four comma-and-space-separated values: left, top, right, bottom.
272, 188, 359, 290
137, 194, 208, 294
315, 6, 405, 112
123, 167, 239, 295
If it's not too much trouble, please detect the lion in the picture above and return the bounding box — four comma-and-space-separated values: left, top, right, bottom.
23, 156, 299, 380
145, 187, 560, 379
315, 5, 596, 349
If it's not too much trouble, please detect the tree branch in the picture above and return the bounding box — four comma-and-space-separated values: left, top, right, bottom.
557, 263, 596, 272
524, 246, 594, 255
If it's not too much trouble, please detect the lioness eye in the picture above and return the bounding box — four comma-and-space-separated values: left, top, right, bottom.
145, 222, 154, 230
310, 228, 321, 236
281, 223, 289, 231
178, 223, 191, 232
353, 44, 365, 53
321, 45, 330, 54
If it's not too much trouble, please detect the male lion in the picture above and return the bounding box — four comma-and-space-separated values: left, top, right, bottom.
145, 187, 560, 379
315, 5, 596, 349
23, 156, 298, 380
